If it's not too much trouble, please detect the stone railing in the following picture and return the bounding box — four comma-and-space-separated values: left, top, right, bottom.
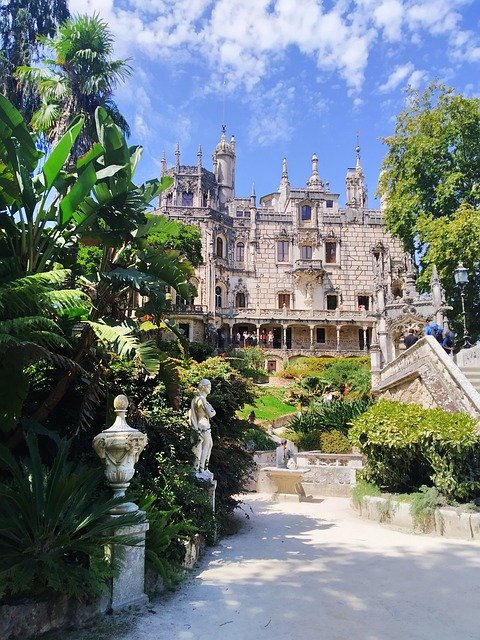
252, 450, 363, 497
456, 344, 480, 368
373, 336, 480, 422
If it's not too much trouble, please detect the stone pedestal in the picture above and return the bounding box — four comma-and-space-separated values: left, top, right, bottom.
109, 513, 149, 610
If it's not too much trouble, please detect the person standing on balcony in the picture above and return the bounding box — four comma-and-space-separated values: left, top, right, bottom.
267, 330, 274, 348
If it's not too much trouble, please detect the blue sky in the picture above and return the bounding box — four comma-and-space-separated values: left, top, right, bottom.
68, 0, 480, 207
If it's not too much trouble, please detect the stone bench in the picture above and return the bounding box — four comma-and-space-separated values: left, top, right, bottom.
259, 467, 307, 502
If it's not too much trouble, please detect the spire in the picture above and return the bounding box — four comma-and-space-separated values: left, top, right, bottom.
230, 134, 236, 152
175, 143, 180, 170
250, 183, 256, 207
281, 158, 289, 184
161, 151, 167, 177
356, 132, 362, 170
197, 144, 202, 172
307, 153, 322, 189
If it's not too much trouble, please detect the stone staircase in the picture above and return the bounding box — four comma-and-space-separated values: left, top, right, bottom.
456, 346, 480, 396
458, 365, 480, 394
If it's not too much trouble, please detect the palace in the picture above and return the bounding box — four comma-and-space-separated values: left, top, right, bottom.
153, 128, 444, 372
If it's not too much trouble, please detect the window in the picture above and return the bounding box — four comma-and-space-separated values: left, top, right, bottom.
301, 205, 312, 221
358, 295, 370, 311
278, 293, 290, 309
277, 240, 290, 262
326, 294, 338, 310
236, 242, 245, 262
202, 192, 208, 207
216, 237, 224, 258
316, 328, 326, 343
325, 241, 337, 264
179, 323, 190, 339
301, 245, 312, 260
236, 210, 248, 217
181, 191, 193, 206
215, 286, 222, 308
166, 193, 173, 205
235, 292, 246, 308
326, 199, 334, 208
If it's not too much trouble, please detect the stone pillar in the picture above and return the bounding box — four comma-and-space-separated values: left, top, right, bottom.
310, 325, 314, 349
256, 325, 260, 344
283, 326, 287, 348
336, 326, 341, 351
92, 395, 149, 610
363, 327, 368, 351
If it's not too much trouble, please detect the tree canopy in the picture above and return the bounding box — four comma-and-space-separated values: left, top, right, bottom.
377, 84, 480, 339
0, 0, 69, 120
15, 13, 131, 159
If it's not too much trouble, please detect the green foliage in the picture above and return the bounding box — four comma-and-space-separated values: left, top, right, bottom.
351, 479, 381, 510
145, 214, 203, 268
238, 387, 296, 422
350, 400, 480, 500
409, 486, 447, 533
244, 427, 276, 451
319, 429, 352, 454
0, 434, 145, 601
289, 397, 373, 436
139, 492, 195, 589
16, 13, 131, 158
377, 83, 480, 339
0, 0, 69, 120
229, 347, 265, 374
282, 356, 370, 380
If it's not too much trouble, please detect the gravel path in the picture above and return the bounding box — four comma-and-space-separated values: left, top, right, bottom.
113, 494, 480, 640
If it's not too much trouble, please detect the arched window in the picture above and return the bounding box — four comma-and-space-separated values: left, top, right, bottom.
181, 191, 193, 206
301, 205, 312, 221
216, 237, 224, 258
236, 292, 246, 308
215, 286, 223, 308
236, 242, 245, 262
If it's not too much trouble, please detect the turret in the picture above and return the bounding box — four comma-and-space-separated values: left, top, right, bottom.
278, 157, 290, 211
213, 126, 235, 208
307, 153, 323, 190
346, 144, 367, 208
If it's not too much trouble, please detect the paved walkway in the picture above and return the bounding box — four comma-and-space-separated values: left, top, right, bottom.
117, 494, 480, 640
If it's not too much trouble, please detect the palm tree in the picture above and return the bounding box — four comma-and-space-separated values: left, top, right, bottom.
16, 13, 131, 159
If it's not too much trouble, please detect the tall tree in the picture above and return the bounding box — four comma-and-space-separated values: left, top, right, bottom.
0, 0, 69, 120
377, 84, 480, 339
16, 13, 131, 159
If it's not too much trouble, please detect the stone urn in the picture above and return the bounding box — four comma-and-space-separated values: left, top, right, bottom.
92, 394, 148, 514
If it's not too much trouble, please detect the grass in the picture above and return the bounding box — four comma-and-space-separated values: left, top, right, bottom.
238, 386, 297, 422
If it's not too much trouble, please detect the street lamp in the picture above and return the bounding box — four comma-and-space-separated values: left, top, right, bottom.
454, 263, 472, 348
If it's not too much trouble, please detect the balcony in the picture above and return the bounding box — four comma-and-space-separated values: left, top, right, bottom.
293, 259, 325, 276
168, 304, 207, 315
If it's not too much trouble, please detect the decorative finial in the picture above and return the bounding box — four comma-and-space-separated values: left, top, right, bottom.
161, 151, 167, 176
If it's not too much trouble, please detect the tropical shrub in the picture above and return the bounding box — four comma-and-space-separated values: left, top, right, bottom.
289, 397, 373, 436
0, 434, 145, 602
350, 400, 480, 500
319, 429, 352, 453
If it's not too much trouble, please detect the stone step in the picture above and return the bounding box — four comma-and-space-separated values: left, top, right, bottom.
459, 367, 480, 393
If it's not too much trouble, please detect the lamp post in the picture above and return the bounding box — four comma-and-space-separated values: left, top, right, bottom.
454, 263, 472, 349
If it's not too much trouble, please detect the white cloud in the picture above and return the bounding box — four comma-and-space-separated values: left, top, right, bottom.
247, 82, 295, 146
379, 62, 414, 92
66, 0, 480, 102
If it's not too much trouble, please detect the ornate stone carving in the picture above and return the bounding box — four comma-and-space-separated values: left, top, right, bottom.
92, 395, 148, 513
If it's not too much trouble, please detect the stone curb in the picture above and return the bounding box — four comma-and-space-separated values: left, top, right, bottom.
353, 495, 480, 541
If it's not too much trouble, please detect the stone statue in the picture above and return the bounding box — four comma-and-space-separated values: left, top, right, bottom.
190, 379, 216, 478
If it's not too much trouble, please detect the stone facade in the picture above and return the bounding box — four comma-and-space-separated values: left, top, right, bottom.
153, 129, 444, 368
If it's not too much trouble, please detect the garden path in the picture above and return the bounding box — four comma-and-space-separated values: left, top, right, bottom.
113, 494, 479, 640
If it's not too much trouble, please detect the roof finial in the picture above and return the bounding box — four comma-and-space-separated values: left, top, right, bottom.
356, 131, 361, 169
161, 151, 167, 177
307, 153, 322, 189
197, 144, 202, 167
280, 157, 290, 187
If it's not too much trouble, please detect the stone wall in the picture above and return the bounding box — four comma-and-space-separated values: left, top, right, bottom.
372, 335, 480, 423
